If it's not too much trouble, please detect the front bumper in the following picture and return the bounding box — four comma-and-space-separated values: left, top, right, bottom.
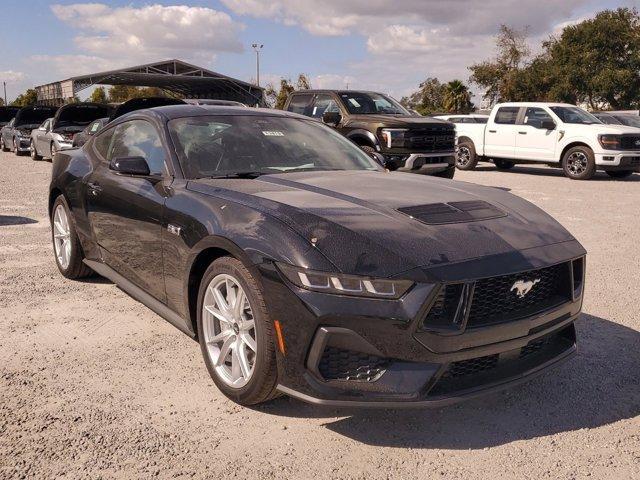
259, 242, 585, 407
386, 152, 455, 175
16, 137, 31, 152
595, 151, 640, 170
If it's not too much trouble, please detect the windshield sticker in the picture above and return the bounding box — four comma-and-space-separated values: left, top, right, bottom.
348, 99, 361, 107
262, 131, 284, 137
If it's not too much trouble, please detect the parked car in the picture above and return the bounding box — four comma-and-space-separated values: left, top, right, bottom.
593, 112, 640, 129
30, 103, 111, 160
184, 99, 247, 107
284, 90, 457, 178
434, 114, 489, 124
49, 104, 585, 407
0, 105, 58, 155
0, 106, 20, 128
455, 102, 640, 179
72, 117, 109, 148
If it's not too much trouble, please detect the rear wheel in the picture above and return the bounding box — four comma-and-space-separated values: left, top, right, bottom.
0, 137, 8, 152
51, 196, 93, 279
455, 141, 478, 170
562, 146, 596, 180
606, 170, 634, 179
50, 142, 57, 160
494, 159, 515, 170
197, 257, 279, 405
30, 140, 42, 161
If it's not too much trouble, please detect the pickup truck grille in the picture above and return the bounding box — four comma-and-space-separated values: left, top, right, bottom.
405, 128, 455, 152
620, 135, 640, 150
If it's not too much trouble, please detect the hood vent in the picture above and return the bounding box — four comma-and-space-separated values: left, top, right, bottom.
398, 200, 506, 225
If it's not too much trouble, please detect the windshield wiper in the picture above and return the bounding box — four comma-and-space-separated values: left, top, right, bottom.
204, 171, 268, 179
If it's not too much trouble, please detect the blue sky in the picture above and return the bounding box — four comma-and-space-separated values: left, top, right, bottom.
0, 0, 634, 103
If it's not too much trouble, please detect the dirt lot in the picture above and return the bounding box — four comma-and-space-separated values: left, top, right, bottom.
0, 151, 638, 480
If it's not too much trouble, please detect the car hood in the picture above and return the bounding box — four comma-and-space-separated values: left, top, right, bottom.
346, 114, 453, 129
52, 103, 111, 131
581, 123, 640, 134
188, 171, 577, 277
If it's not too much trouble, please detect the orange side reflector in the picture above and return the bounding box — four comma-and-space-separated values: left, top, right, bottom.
274, 320, 286, 355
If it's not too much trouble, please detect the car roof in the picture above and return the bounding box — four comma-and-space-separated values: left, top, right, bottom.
289, 89, 387, 96
131, 104, 311, 121
495, 102, 576, 108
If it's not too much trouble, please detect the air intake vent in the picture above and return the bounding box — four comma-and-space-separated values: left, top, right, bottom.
398, 201, 506, 225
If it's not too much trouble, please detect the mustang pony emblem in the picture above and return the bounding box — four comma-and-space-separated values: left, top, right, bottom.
510, 279, 541, 298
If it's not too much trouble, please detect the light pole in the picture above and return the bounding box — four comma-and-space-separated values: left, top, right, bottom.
3, 82, 6, 106
251, 43, 263, 87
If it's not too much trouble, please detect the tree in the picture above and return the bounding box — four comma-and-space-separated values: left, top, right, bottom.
89, 87, 108, 103
264, 74, 311, 109
469, 25, 531, 105
400, 77, 446, 115
0, 97, 4, 106
11, 89, 38, 107
442, 80, 474, 113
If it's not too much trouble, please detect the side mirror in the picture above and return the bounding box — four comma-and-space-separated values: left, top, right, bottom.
109, 156, 151, 176
540, 119, 556, 130
322, 111, 342, 126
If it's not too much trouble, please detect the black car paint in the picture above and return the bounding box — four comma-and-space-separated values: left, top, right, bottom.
50, 105, 585, 406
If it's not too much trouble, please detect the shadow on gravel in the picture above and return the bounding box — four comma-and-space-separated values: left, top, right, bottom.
263, 314, 640, 449
0, 215, 38, 226
474, 165, 640, 181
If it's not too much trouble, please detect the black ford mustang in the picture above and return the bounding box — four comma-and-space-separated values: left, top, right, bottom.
49, 105, 586, 407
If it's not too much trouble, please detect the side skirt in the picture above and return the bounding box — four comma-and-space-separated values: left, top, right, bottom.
83, 259, 195, 338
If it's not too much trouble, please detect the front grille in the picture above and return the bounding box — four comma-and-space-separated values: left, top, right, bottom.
406, 128, 455, 152
620, 135, 640, 150
318, 347, 391, 382
468, 262, 571, 327
420, 262, 572, 330
428, 325, 576, 397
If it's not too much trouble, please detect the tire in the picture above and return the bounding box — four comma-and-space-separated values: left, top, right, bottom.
0, 137, 8, 152
197, 257, 279, 405
455, 141, 478, 170
432, 166, 456, 179
494, 159, 515, 170
562, 146, 596, 180
606, 170, 634, 179
51, 195, 93, 279
30, 140, 42, 161
50, 142, 57, 160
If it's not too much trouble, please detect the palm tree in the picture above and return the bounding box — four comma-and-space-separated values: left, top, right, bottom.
443, 80, 473, 113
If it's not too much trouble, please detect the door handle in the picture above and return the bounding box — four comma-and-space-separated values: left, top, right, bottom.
87, 182, 102, 196
518, 131, 527, 135
488, 129, 497, 133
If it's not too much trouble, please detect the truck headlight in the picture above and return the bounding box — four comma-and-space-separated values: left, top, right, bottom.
276, 263, 414, 299
598, 134, 622, 150
380, 128, 408, 148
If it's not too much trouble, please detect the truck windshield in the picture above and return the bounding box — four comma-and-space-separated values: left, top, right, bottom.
550, 106, 602, 125
168, 115, 382, 179
338, 92, 409, 115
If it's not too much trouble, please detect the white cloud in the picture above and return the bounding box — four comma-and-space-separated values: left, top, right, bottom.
48, 3, 245, 67
0, 71, 27, 83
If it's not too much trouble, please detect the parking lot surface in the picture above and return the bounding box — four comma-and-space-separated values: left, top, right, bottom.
0, 152, 638, 479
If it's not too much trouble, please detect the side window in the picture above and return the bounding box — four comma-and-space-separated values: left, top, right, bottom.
310, 95, 340, 119
109, 120, 166, 175
93, 127, 114, 160
494, 107, 520, 124
523, 107, 553, 126
286, 94, 313, 116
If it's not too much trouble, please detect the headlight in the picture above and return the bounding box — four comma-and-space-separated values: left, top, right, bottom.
277, 263, 414, 299
380, 128, 408, 148
598, 134, 622, 150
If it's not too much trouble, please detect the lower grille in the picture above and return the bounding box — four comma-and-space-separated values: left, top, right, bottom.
318, 347, 390, 382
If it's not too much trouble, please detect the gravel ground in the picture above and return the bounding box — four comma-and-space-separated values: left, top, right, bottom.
0, 152, 638, 480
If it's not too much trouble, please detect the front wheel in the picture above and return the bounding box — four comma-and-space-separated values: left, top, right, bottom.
197, 257, 279, 405
50, 142, 57, 160
494, 159, 515, 170
562, 146, 596, 180
606, 170, 634, 179
0, 137, 8, 152
455, 141, 478, 170
51, 196, 93, 279
30, 140, 42, 161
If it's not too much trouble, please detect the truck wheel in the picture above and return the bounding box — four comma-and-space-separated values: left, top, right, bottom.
606, 170, 634, 179
494, 159, 515, 170
562, 146, 596, 180
456, 141, 478, 170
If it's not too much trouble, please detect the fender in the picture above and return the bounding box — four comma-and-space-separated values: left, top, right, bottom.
557, 133, 598, 161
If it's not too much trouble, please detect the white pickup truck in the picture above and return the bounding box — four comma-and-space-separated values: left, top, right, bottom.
454, 102, 640, 179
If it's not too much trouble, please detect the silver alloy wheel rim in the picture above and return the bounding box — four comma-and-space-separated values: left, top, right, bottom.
567, 151, 588, 175
30, 141, 36, 158
202, 274, 257, 388
52, 204, 71, 270
51, 144, 56, 158
456, 146, 471, 167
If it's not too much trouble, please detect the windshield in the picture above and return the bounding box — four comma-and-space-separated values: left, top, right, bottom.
595, 114, 622, 125
550, 106, 602, 125
338, 92, 409, 115
168, 115, 381, 179
615, 115, 640, 128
